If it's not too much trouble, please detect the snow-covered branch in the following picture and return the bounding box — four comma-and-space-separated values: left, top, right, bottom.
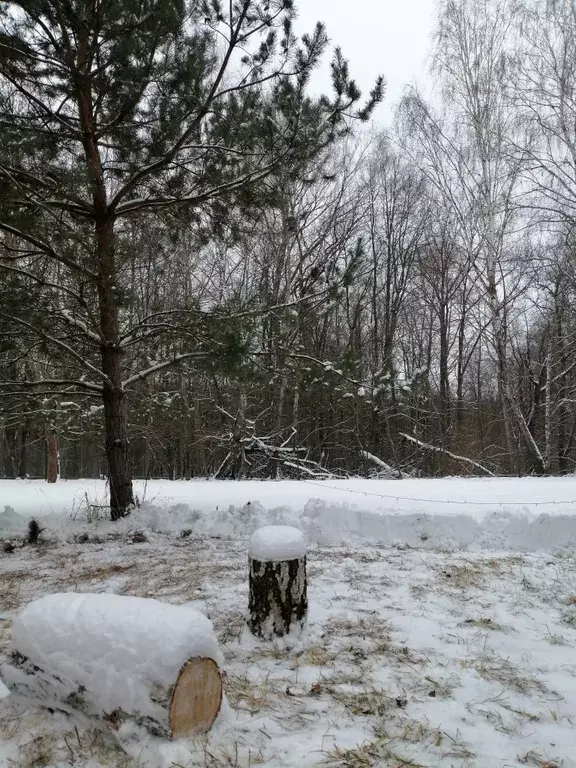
114, 162, 278, 217
360, 450, 408, 478
0, 378, 102, 393
0, 222, 95, 278
399, 433, 495, 476
0, 312, 107, 383
122, 352, 206, 387
57, 310, 102, 345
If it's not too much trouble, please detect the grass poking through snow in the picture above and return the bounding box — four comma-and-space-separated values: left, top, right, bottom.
1, 533, 576, 767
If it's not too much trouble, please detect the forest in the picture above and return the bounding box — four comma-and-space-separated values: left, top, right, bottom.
1, 0, 576, 518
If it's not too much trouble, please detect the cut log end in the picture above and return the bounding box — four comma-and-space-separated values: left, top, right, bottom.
169, 657, 222, 738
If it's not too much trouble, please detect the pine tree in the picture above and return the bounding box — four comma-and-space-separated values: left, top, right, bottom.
0, 1, 383, 518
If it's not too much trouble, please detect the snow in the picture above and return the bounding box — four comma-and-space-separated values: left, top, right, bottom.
1, 477, 576, 767
0, 505, 26, 535
2, 476, 576, 551
249, 525, 306, 561
4, 593, 222, 719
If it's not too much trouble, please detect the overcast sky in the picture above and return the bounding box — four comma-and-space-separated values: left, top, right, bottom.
295, 0, 437, 124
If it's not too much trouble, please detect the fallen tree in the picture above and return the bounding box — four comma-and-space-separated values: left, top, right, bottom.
399, 433, 495, 477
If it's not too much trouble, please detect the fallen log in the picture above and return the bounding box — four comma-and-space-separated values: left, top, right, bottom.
247, 525, 307, 640
1, 593, 223, 738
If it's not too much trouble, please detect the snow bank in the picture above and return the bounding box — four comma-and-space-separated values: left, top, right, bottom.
0, 505, 28, 536
118, 496, 576, 552
249, 526, 306, 561
2, 476, 576, 551
7, 593, 222, 718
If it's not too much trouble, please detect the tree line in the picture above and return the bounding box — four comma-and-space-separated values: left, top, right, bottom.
1, 0, 576, 517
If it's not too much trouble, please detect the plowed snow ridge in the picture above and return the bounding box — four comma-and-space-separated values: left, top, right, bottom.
1, 476, 576, 550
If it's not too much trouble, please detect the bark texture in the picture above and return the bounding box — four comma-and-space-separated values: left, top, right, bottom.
248, 555, 307, 639
97, 219, 134, 520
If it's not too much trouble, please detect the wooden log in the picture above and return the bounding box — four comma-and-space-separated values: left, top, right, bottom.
247, 526, 307, 639
1, 593, 223, 738
4, 652, 222, 738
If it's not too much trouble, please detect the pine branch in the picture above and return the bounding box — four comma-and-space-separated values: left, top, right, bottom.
0, 222, 96, 278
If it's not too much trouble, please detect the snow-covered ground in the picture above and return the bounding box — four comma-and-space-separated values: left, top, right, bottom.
1, 477, 576, 767
2, 475, 576, 550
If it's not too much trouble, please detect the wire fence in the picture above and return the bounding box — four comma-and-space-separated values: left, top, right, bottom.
302, 479, 576, 507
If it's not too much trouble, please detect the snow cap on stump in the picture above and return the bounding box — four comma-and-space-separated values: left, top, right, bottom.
249, 525, 306, 562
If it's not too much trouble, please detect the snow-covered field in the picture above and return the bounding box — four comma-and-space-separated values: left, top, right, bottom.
1, 477, 576, 767
2, 475, 576, 550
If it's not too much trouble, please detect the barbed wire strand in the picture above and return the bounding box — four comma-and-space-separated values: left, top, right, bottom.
302, 479, 576, 507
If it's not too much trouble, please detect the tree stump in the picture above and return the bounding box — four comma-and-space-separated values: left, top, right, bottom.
248, 525, 307, 639
1, 593, 223, 739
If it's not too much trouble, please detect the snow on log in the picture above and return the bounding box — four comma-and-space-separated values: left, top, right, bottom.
248, 526, 307, 640
1, 593, 223, 738
360, 450, 410, 478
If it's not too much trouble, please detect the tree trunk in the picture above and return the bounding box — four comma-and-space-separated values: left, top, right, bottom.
46, 432, 59, 483
455, 282, 468, 431
438, 300, 451, 444
248, 555, 307, 639
2, 427, 16, 478
97, 216, 134, 520
18, 426, 28, 478
77, 67, 134, 519
102, 376, 133, 520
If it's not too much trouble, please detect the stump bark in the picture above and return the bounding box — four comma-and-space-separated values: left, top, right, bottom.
248, 555, 307, 639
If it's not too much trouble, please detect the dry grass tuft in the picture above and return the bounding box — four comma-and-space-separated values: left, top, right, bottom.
330, 688, 393, 718
297, 645, 335, 667
325, 615, 391, 642
8, 734, 57, 768
0, 571, 29, 612
462, 616, 507, 631
200, 742, 266, 767
225, 674, 276, 713
440, 563, 486, 589
213, 610, 245, 643
410, 584, 428, 599
72, 562, 136, 582
324, 738, 424, 768
420, 674, 460, 699
461, 651, 549, 695
371, 640, 428, 666
518, 748, 562, 767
